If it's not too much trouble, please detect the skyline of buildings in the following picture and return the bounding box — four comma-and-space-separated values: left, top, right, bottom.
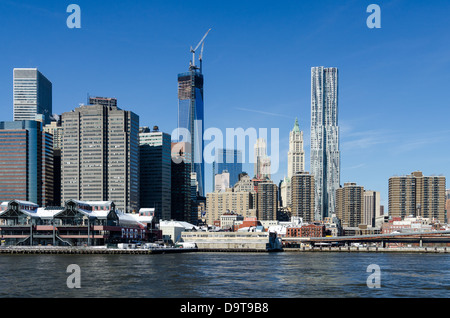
0, 0, 447, 229
1, 62, 448, 229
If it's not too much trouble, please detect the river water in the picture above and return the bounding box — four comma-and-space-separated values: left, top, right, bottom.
0, 252, 449, 298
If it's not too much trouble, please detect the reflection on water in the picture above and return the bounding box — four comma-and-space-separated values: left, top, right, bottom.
0, 253, 449, 298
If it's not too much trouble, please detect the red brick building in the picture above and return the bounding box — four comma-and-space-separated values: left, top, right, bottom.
286, 224, 325, 238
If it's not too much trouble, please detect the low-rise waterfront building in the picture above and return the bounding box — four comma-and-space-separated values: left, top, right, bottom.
180, 230, 282, 251
342, 224, 381, 236
0, 199, 161, 246
375, 214, 389, 227
265, 216, 304, 237
159, 219, 197, 245
381, 216, 436, 234
285, 224, 325, 238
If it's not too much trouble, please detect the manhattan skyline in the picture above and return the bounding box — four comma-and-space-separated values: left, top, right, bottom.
0, 0, 450, 210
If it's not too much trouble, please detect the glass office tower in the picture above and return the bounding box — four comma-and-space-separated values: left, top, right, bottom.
0, 120, 54, 206
13, 68, 52, 124
212, 148, 243, 189
177, 70, 205, 197
311, 66, 340, 221
139, 126, 172, 221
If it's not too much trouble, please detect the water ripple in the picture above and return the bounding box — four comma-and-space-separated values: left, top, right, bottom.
0, 252, 449, 298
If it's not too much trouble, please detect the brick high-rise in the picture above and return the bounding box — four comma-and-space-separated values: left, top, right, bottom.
389, 171, 446, 222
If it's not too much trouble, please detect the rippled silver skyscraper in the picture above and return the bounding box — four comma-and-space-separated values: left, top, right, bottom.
310, 66, 340, 221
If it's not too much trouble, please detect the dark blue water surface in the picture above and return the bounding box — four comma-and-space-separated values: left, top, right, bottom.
0, 252, 449, 298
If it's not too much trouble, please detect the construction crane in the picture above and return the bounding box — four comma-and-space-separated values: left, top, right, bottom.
190, 28, 211, 71
199, 42, 205, 72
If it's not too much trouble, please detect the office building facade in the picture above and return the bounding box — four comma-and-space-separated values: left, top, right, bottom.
13, 68, 52, 124
279, 176, 291, 209
206, 189, 257, 226
311, 66, 340, 221
214, 171, 230, 192
43, 117, 63, 150
44, 117, 62, 205
233, 173, 254, 193
171, 142, 192, 222
0, 120, 53, 206
88, 96, 118, 108
212, 148, 243, 189
364, 190, 381, 227
139, 126, 171, 221
61, 103, 139, 213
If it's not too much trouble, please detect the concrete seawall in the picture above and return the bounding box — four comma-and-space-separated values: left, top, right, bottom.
1, 246, 449, 254
284, 246, 450, 253
0, 247, 198, 255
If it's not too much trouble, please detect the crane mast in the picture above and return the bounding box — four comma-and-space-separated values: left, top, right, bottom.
190, 28, 211, 71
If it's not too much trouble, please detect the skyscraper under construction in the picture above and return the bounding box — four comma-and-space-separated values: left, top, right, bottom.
177, 29, 211, 197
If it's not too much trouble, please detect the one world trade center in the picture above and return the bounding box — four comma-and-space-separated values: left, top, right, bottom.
177, 29, 211, 197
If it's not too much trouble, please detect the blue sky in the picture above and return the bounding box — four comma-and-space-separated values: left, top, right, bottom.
1, 0, 450, 209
